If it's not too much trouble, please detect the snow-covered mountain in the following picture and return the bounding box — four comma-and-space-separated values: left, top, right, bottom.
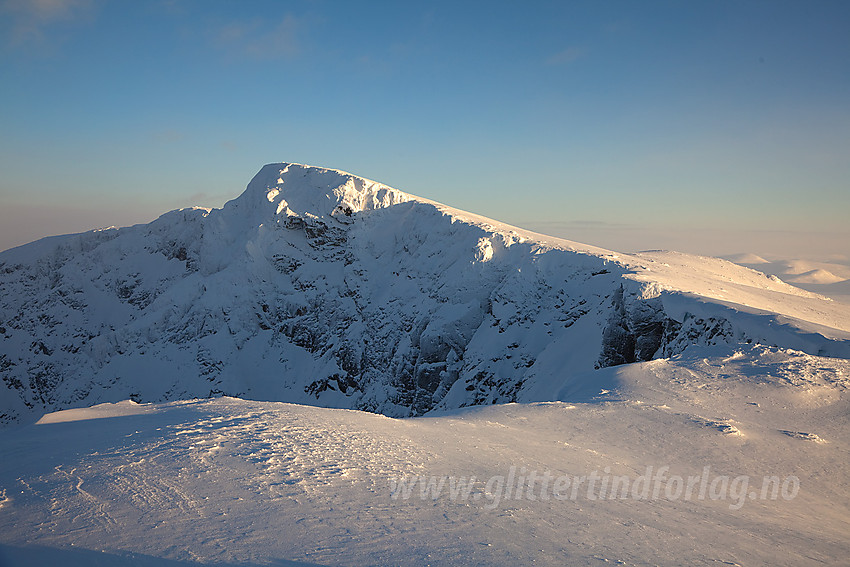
2, 163, 850, 565
722, 253, 850, 304
2, 163, 849, 424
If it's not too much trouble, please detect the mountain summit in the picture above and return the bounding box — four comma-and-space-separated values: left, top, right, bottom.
229, 163, 413, 226
1, 163, 849, 424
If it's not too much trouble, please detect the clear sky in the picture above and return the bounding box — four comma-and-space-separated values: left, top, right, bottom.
1, 0, 849, 260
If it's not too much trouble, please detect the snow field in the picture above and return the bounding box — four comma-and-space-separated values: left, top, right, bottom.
1, 345, 848, 566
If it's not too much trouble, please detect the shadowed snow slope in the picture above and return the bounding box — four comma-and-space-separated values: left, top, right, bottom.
1, 163, 849, 424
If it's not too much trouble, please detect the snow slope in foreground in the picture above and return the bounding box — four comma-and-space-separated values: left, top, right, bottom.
1, 344, 848, 566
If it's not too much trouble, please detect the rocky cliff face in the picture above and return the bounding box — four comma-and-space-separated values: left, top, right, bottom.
1, 163, 847, 424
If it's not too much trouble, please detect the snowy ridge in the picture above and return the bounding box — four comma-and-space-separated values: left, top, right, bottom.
723, 253, 850, 304
1, 162, 849, 424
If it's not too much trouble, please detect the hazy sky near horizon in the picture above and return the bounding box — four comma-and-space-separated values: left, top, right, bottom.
1, 0, 848, 260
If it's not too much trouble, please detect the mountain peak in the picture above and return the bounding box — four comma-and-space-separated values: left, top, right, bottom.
229, 163, 413, 222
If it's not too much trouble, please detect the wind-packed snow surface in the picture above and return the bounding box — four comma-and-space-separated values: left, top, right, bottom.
0, 345, 848, 566
1, 163, 850, 424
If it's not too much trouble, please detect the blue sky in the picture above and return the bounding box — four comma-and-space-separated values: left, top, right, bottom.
1, 0, 849, 259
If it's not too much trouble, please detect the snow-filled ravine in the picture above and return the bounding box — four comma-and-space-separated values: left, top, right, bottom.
1, 163, 849, 424
0, 345, 848, 566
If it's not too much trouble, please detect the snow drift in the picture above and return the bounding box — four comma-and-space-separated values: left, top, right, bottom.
2, 163, 849, 424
